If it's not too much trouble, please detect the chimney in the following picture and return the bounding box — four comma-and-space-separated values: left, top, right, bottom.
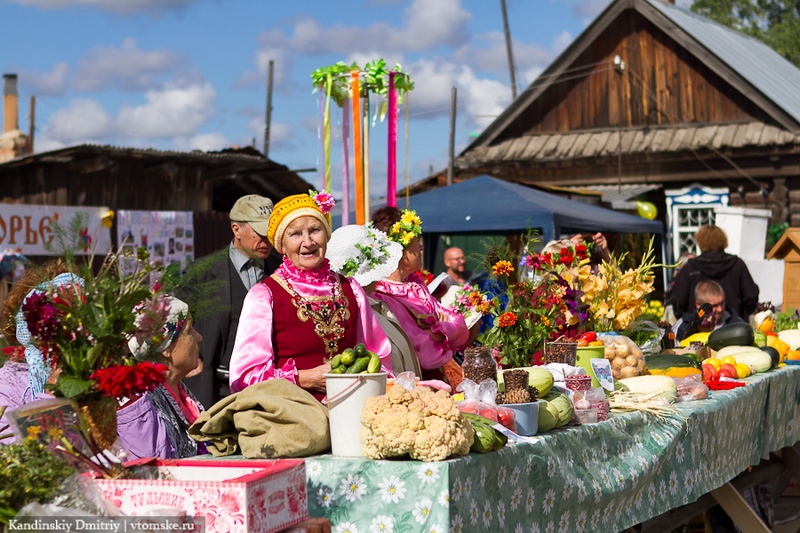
3, 74, 19, 133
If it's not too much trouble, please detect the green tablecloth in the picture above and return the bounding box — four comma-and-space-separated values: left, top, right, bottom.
304, 366, 800, 533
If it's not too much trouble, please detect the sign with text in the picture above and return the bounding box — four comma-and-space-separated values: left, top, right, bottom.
116, 210, 194, 275
0, 204, 111, 255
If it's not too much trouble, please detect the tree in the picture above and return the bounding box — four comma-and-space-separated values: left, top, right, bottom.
690, 0, 800, 68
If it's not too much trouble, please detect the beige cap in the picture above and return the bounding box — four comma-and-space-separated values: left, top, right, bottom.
229, 194, 274, 236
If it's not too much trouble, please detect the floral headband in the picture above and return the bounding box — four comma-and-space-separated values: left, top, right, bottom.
387, 209, 422, 247
326, 225, 403, 286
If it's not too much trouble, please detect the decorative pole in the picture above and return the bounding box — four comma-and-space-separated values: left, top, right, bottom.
387, 71, 397, 207
351, 71, 364, 225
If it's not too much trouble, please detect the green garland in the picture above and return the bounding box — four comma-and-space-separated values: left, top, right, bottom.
311, 58, 415, 109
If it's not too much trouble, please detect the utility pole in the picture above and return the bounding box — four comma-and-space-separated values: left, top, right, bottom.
29, 95, 35, 153
500, 0, 518, 100
263, 60, 274, 158
447, 87, 457, 186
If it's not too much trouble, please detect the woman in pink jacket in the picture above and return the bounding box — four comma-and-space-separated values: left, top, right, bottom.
370, 207, 471, 381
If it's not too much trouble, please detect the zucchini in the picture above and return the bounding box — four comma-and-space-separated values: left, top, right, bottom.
758, 346, 780, 368
707, 323, 755, 351
618, 375, 678, 402
645, 354, 702, 378
735, 350, 773, 373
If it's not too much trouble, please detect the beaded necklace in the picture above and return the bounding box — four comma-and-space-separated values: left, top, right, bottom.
272, 272, 351, 356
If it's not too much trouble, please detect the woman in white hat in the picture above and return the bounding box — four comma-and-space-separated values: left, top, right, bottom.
120, 295, 205, 459
326, 224, 422, 376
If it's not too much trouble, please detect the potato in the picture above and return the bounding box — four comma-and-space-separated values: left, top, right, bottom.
611, 357, 628, 371
614, 343, 630, 357
625, 355, 640, 367
620, 366, 640, 378
604, 346, 616, 359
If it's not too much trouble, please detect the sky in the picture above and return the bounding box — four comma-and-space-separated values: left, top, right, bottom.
0, 0, 689, 199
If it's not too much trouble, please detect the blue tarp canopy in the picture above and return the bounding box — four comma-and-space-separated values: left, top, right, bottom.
400, 176, 662, 239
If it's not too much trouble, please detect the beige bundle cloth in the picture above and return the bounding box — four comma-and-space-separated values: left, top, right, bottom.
189, 379, 330, 458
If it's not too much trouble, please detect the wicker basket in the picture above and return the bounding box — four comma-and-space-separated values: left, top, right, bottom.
544, 341, 578, 366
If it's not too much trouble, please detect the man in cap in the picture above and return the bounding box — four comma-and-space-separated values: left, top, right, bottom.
182, 194, 281, 408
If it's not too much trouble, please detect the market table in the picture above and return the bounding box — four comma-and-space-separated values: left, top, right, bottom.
301, 365, 800, 533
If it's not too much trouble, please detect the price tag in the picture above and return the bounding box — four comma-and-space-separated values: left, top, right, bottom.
492, 424, 543, 444
591, 358, 615, 391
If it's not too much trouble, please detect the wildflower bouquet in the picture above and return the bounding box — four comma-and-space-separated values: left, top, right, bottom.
577, 237, 661, 332
481, 250, 587, 368
20, 216, 173, 402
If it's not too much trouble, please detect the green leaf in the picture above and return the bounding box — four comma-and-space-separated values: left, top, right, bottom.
57, 375, 93, 398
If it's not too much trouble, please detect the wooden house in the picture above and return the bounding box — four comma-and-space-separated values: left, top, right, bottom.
421, 0, 800, 261
0, 144, 313, 257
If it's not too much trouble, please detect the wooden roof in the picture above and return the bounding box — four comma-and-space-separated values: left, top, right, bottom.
767, 228, 800, 260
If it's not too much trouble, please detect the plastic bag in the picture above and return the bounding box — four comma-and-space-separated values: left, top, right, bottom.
456, 378, 517, 432
672, 375, 709, 402
622, 319, 665, 356
601, 334, 647, 380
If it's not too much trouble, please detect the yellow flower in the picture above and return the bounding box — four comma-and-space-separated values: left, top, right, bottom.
390, 222, 403, 235
492, 261, 515, 275
401, 211, 420, 226
47, 427, 63, 439
27, 426, 42, 437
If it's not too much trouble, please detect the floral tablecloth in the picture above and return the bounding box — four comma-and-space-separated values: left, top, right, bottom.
304, 365, 800, 533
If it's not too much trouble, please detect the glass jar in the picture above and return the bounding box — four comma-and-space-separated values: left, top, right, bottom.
461, 346, 498, 385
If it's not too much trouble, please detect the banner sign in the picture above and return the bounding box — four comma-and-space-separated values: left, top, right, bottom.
116, 210, 194, 275
0, 204, 112, 255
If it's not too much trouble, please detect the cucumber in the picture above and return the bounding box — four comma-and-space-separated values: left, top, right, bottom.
346, 356, 370, 374
328, 365, 346, 374
340, 348, 356, 366
707, 323, 755, 351
329, 354, 343, 369
354, 343, 367, 358
367, 353, 381, 373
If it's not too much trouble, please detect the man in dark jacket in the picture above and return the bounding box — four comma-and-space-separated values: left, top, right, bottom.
181, 195, 281, 408
666, 225, 759, 322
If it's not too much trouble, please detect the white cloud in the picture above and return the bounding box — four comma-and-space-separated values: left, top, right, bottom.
240, 0, 470, 87
41, 98, 114, 143
20, 63, 70, 97
74, 38, 182, 92
117, 80, 216, 138
405, 58, 511, 129
8, 0, 197, 15
183, 132, 230, 152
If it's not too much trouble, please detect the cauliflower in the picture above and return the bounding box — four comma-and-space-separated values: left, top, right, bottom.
360, 385, 475, 462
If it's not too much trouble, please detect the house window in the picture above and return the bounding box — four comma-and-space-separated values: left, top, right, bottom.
665, 184, 729, 265
675, 206, 716, 255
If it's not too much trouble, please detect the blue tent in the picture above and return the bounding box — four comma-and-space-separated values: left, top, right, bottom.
399, 176, 662, 240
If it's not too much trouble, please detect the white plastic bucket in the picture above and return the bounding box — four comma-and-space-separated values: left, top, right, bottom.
323, 372, 388, 457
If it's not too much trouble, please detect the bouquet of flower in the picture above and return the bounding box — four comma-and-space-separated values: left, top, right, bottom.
577, 237, 661, 332
22, 257, 170, 401
20, 216, 174, 403
451, 284, 493, 317
481, 249, 588, 367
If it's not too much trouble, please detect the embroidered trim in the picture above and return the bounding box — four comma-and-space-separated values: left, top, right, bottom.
272, 273, 351, 356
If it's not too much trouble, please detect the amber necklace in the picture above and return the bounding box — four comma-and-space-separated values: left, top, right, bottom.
272, 272, 351, 356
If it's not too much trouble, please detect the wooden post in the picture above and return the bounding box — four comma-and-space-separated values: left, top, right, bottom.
447, 87, 457, 186
264, 60, 274, 158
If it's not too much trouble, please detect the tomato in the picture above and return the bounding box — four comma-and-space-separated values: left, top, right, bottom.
702, 364, 719, 382
479, 408, 499, 422
459, 404, 479, 414
718, 367, 737, 380
581, 332, 597, 343
497, 408, 515, 430
576, 339, 589, 347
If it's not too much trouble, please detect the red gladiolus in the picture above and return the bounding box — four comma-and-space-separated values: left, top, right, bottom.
90, 361, 168, 399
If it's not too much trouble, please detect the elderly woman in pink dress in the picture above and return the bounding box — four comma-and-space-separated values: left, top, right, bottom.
228, 192, 392, 400
370, 207, 471, 381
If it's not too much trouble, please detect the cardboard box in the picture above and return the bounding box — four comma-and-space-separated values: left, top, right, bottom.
88, 458, 308, 533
